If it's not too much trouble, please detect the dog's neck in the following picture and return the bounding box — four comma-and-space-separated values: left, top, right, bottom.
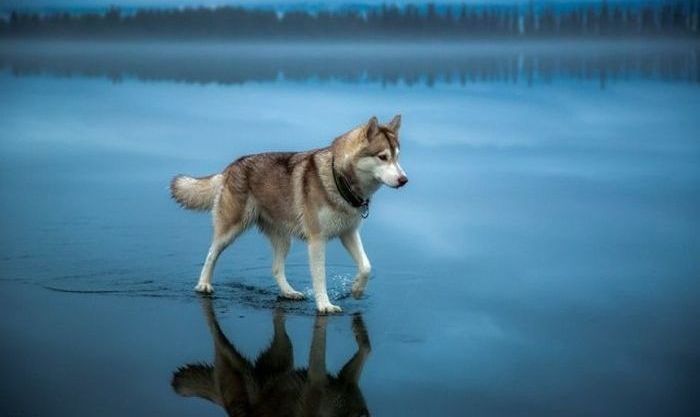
332, 156, 379, 208
353, 166, 382, 198
329, 126, 382, 210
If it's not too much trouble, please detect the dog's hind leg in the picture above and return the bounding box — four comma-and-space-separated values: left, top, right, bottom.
268, 234, 305, 300
195, 225, 240, 294
340, 229, 372, 298
195, 190, 246, 294
200, 297, 256, 409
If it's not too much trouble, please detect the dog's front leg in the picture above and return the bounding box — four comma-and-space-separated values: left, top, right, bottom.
340, 229, 372, 298
308, 237, 342, 314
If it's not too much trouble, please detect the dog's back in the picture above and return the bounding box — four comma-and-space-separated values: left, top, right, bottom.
171, 148, 352, 239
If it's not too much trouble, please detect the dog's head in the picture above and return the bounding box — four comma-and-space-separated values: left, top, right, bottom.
341, 115, 407, 189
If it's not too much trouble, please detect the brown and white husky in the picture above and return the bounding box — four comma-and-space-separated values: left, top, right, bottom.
170, 115, 407, 313
172, 297, 371, 417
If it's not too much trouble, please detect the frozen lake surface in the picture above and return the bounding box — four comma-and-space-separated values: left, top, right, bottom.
1, 41, 698, 416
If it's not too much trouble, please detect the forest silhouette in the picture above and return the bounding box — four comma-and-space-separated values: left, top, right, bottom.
2, 1, 699, 39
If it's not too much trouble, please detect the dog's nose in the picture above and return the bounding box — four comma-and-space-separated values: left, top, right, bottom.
397, 175, 408, 187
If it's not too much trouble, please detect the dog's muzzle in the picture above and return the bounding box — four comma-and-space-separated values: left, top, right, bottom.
397, 175, 408, 188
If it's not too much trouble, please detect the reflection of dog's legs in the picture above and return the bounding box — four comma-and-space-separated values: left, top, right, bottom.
340, 229, 372, 298
339, 314, 371, 383
256, 308, 294, 380
268, 233, 305, 299
308, 315, 329, 384
201, 297, 254, 404
202, 297, 247, 369
172, 297, 253, 406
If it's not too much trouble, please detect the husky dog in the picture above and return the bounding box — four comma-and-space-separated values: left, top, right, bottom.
170, 115, 407, 313
172, 297, 371, 417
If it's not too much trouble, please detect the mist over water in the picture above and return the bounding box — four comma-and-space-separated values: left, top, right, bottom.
0, 40, 699, 416
2, 40, 699, 86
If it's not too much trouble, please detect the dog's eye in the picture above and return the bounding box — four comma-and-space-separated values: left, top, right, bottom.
377, 154, 388, 161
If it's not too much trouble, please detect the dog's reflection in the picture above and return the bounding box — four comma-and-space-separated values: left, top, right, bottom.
172, 298, 371, 417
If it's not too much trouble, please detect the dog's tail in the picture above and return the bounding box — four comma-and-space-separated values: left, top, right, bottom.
170, 173, 223, 211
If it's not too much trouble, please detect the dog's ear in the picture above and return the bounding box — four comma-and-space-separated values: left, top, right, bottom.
366, 116, 380, 140
388, 114, 401, 132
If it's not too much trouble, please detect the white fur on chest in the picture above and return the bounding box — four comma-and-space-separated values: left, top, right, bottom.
318, 205, 360, 238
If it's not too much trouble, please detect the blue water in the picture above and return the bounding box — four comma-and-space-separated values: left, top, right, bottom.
0, 41, 698, 416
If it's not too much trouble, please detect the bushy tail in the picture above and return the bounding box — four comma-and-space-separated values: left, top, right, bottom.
170, 174, 223, 211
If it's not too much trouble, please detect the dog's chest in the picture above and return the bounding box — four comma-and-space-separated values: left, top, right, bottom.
317, 206, 360, 237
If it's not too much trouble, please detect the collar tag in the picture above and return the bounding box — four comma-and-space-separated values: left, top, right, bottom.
360, 201, 370, 219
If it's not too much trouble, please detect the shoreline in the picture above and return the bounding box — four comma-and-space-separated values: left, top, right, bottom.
1, 37, 698, 54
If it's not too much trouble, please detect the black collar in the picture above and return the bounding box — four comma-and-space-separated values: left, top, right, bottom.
331, 155, 370, 218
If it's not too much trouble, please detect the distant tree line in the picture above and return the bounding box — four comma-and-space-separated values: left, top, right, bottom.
1, 1, 699, 39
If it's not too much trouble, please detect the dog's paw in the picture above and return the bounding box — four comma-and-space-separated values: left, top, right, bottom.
280, 290, 306, 300
316, 303, 342, 314
351, 282, 366, 299
194, 283, 214, 294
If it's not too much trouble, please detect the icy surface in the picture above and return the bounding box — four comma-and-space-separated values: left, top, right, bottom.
0, 41, 698, 417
